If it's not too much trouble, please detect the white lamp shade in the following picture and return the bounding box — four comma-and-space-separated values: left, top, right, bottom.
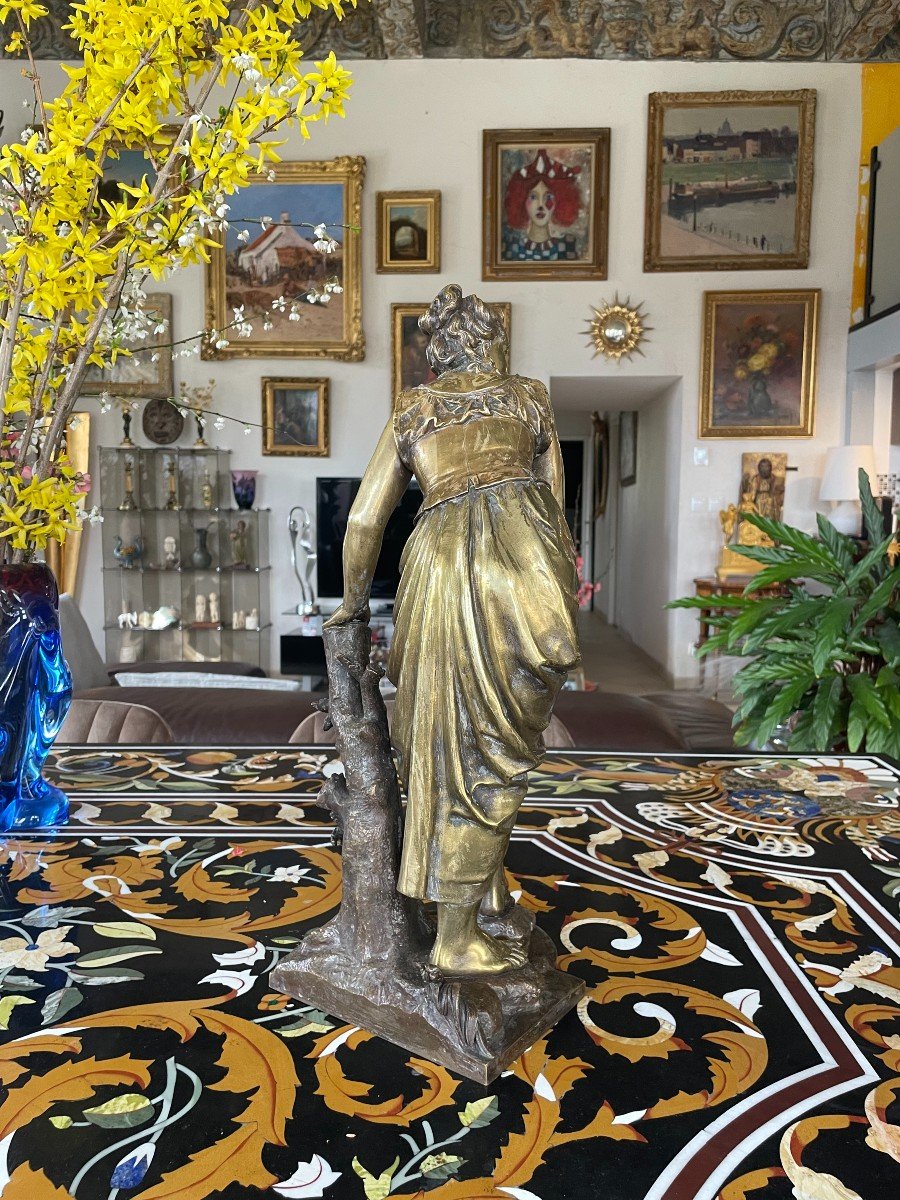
819, 444, 877, 502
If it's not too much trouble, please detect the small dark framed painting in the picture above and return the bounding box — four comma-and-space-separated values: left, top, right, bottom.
262, 377, 329, 456
483, 128, 610, 280
376, 191, 441, 273
391, 302, 512, 407
619, 411, 637, 487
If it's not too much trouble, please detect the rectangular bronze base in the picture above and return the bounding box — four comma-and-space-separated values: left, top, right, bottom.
271, 945, 585, 1086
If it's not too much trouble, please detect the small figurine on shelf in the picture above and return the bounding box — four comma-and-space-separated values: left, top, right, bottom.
180, 380, 216, 449
190, 526, 213, 570
195, 594, 207, 624
113, 535, 144, 569
117, 610, 138, 630
209, 592, 220, 624
138, 610, 153, 628
164, 456, 180, 511
163, 535, 180, 570
231, 470, 257, 511
150, 606, 178, 630
118, 455, 137, 511
233, 609, 246, 630
116, 398, 136, 448
201, 470, 215, 511
230, 519, 250, 569
245, 608, 259, 631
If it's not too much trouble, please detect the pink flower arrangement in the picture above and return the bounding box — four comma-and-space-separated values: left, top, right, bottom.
576, 555, 601, 609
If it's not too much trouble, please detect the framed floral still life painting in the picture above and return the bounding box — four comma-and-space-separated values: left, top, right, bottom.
391, 302, 512, 407
644, 89, 816, 272
376, 191, 441, 273
700, 289, 819, 438
262, 377, 329, 457
483, 128, 610, 280
80, 293, 173, 398
204, 158, 364, 362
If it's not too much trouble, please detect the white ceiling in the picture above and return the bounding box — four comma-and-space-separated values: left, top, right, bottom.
550, 375, 681, 415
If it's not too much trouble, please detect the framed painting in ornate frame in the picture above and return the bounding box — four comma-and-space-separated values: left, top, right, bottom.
644, 90, 816, 272
619, 411, 637, 487
482, 128, 610, 281
376, 191, 441, 273
262, 377, 329, 457
204, 157, 365, 362
700, 289, 820, 439
391, 302, 512, 407
81, 293, 173, 398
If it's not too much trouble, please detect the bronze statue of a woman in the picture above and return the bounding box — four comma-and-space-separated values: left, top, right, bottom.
326, 284, 580, 976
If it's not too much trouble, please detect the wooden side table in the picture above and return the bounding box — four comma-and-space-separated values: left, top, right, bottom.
692, 576, 789, 686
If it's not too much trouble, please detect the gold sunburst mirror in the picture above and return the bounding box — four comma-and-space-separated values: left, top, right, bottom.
585, 296, 651, 363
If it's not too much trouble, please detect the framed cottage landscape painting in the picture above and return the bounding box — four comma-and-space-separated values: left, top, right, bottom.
204, 158, 364, 361
644, 90, 816, 272
482, 128, 610, 280
700, 289, 820, 438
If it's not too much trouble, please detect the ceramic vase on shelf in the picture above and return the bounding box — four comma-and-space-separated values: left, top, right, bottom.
231, 470, 257, 511
0, 563, 72, 830
190, 527, 213, 570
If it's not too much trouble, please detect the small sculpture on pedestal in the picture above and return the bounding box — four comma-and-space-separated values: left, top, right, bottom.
201, 470, 215, 511
209, 592, 220, 624
118, 456, 137, 511
288, 506, 318, 614
232, 609, 245, 630
194, 593, 207, 625
271, 285, 583, 1082
164, 456, 180, 511
245, 607, 259, 630
163, 535, 179, 570
230, 519, 250, 569
113, 535, 143, 569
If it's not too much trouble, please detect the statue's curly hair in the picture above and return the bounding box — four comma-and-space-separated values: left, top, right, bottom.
419, 284, 508, 374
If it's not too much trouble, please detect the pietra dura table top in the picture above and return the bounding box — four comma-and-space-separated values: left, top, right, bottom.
0, 747, 899, 1199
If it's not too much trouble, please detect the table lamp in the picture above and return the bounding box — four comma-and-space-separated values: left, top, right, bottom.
819, 444, 877, 535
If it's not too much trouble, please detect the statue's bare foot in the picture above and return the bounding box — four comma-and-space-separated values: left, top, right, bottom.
430, 927, 527, 976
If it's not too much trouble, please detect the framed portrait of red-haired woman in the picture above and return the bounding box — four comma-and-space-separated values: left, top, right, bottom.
483, 128, 610, 280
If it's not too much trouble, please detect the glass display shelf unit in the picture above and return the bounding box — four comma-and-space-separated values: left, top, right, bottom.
100, 446, 270, 670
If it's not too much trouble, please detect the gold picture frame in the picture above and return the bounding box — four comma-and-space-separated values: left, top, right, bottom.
376, 190, 441, 273
700, 289, 820, 439
482, 128, 610, 281
591, 412, 609, 518
80, 293, 173, 398
644, 89, 816, 272
204, 157, 365, 361
391, 301, 512, 408
262, 377, 330, 457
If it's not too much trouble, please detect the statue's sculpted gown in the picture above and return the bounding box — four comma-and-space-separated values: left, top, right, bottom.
388, 376, 580, 906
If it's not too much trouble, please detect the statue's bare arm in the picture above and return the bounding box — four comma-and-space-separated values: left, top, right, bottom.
325, 422, 413, 627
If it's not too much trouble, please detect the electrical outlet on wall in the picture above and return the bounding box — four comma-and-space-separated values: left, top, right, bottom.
691, 496, 705, 513
693, 446, 709, 467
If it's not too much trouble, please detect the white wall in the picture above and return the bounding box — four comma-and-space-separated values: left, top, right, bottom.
613, 382, 681, 671
0, 57, 861, 680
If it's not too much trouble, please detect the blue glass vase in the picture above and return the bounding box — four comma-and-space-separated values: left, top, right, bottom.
0, 563, 72, 830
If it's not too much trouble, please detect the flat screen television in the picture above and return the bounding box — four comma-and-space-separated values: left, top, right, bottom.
316, 477, 422, 603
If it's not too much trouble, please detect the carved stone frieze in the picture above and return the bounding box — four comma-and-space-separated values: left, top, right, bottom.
3, 0, 897, 60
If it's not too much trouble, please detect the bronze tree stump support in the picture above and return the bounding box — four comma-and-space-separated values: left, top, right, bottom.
270, 622, 584, 1085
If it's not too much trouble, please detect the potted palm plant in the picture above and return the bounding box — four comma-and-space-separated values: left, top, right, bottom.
671, 471, 900, 758
0, 0, 355, 829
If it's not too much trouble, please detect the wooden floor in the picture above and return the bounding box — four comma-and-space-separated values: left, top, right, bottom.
576, 610, 671, 694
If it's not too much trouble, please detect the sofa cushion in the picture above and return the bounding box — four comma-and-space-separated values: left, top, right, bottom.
552, 691, 687, 751
59, 699, 174, 744
642, 692, 736, 752
59, 594, 110, 690
108, 660, 266, 680
113, 671, 300, 691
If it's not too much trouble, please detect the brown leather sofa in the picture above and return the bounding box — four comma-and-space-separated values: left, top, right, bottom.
61, 595, 735, 751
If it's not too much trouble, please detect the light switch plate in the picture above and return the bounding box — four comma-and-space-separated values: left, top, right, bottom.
693, 446, 709, 467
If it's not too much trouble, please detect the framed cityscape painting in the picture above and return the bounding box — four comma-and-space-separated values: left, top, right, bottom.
262, 377, 329, 456
81, 293, 173, 398
376, 190, 441, 272
204, 158, 365, 361
644, 90, 816, 272
391, 302, 512, 407
700, 289, 820, 438
483, 128, 610, 280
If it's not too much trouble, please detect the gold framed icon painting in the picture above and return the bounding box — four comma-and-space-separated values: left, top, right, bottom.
644, 89, 816, 272
204, 157, 365, 361
262, 377, 329, 456
376, 191, 441, 273
482, 128, 610, 280
391, 302, 512, 407
700, 289, 820, 438
81, 294, 173, 398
